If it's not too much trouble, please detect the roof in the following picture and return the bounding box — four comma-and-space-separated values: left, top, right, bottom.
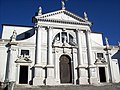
2, 24, 33, 28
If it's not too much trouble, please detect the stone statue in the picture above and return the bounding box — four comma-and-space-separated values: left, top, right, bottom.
10, 30, 17, 41
63, 35, 67, 44
105, 37, 109, 48
118, 42, 120, 49
61, 0, 65, 10
84, 12, 88, 20
38, 6, 42, 15
12, 30, 17, 39
118, 42, 120, 46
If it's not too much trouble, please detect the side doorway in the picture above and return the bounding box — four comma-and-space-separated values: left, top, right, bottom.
99, 67, 106, 82
19, 66, 28, 84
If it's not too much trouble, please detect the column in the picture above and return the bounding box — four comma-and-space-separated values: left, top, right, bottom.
45, 27, 58, 85
7, 47, 15, 82
60, 32, 62, 43
105, 48, 114, 83
5, 45, 17, 89
77, 29, 88, 84
33, 25, 44, 85
77, 29, 83, 65
35, 26, 42, 64
86, 30, 92, 65
67, 32, 69, 43
85, 30, 93, 84
104, 38, 114, 83
47, 27, 53, 65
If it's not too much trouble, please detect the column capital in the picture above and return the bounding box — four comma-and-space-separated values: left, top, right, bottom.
85, 29, 91, 33
46, 26, 53, 30
35, 25, 43, 31
38, 25, 43, 28
76, 28, 82, 31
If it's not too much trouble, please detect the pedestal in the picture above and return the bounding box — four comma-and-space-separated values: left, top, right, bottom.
89, 77, 98, 85
78, 65, 89, 85
33, 65, 45, 86
45, 65, 59, 85
88, 66, 98, 84
79, 77, 89, 85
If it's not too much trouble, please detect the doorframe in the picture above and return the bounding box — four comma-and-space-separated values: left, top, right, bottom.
59, 54, 73, 84
97, 66, 107, 83
16, 64, 31, 85
19, 65, 28, 84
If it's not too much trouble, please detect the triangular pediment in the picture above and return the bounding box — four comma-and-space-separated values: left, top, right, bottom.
36, 10, 92, 26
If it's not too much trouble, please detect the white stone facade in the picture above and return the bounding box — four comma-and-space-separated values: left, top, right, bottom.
0, 8, 120, 86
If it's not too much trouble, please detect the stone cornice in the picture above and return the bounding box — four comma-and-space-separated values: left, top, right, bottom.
38, 18, 90, 26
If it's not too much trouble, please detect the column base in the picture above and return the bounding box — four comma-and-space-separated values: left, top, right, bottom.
33, 64, 45, 86
79, 77, 89, 85
45, 77, 59, 85
45, 65, 59, 85
89, 77, 98, 84
33, 77, 45, 86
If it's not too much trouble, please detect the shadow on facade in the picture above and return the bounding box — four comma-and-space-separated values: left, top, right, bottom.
112, 50, 120, 71
16, 29, 35, 40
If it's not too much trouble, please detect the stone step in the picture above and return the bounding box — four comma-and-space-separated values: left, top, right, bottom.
13, 84, 120, 90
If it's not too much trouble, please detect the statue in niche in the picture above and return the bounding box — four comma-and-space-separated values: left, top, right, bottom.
63, 35, 67, 44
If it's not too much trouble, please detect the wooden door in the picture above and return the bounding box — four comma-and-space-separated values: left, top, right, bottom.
60, 55, 72, 83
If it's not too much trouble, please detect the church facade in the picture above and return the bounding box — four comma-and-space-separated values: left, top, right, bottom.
0, 4, 120, 86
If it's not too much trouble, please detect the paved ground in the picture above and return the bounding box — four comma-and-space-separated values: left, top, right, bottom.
0, 83, 120, 90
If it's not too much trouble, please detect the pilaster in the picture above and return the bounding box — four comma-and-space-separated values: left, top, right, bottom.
35, 26, 42, 64
76, 29, 83, 65
104, 48, 114, 83
5, 41, 17, 84
45, 27, 59, 85
33, 25, 45, 86
76, 29, 87, 84
85, 30, 96, 84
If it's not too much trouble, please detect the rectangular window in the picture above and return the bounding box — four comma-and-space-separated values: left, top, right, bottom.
97, 53, 103, 59
21, 50, 29, 56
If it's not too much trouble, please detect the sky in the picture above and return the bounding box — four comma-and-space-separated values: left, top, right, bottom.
0, 0, 120, 45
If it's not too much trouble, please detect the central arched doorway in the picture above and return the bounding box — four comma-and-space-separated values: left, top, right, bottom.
59, 55, 72, 83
